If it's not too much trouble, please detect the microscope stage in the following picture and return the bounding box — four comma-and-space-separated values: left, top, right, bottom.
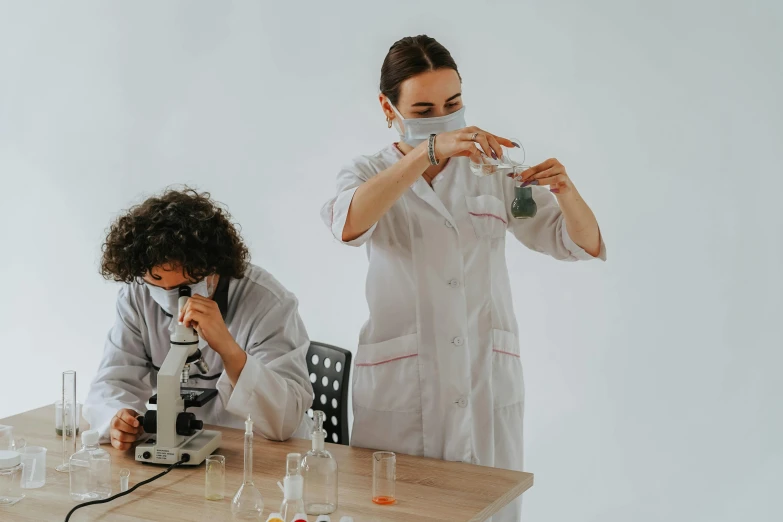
148, 387, 219, 408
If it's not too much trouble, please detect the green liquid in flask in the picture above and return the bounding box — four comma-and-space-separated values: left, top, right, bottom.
511, 185, 537, 219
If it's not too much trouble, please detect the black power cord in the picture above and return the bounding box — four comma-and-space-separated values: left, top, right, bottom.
64, 459, 186, 522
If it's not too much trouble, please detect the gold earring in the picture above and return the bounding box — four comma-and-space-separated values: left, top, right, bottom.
386, 116, 393, 128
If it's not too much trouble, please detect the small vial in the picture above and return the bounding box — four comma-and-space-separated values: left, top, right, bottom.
0, 450, 25, 506
205, 455, 225, 500
119, 468, 130, 493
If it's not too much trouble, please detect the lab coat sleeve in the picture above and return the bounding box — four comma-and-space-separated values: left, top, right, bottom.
320, 161, 376, 246
216, 291, 314, 441
503, 179, 607, 261
83, 286, 152, 442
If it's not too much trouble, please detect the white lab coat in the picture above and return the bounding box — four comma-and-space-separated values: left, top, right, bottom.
84, 264, 314, 443
322, 145, 606, 521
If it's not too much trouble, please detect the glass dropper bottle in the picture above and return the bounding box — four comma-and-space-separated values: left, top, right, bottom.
231, 415, 264, 520
301, 411, 338, 515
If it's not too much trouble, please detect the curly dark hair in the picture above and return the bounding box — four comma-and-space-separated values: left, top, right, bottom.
100, 187, 250, 283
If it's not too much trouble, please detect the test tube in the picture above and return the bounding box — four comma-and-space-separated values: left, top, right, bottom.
205, 455, 225, 500
372, 451, 396, 505
55, 371, 77, 473
119, 468, 130, 492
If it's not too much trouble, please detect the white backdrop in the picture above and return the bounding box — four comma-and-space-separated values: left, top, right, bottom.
1, 1, 781, 521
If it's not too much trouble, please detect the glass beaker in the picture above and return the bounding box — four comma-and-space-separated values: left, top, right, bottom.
0, 426, 25, 452
205, 455, 226, 501
372, 451, 396, 505
470, 137, 525, 177
0, 451, 24, 506
19, 446, 47, 489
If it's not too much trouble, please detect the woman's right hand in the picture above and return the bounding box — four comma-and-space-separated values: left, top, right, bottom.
433, 126, 515, 163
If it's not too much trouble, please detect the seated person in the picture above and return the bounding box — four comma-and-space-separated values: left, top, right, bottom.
84, 187, 313, 449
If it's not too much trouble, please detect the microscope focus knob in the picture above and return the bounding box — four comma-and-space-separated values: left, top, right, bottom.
176, 412, 204, 436
138, 411, 157, 434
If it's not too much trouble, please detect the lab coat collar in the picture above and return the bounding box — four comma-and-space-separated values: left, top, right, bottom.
390, 142, 456, 229
410, 170, 456, 225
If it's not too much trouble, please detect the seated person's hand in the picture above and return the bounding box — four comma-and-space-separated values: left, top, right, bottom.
110, 408, 143, 450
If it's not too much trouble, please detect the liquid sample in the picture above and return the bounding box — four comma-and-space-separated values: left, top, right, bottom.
511, 185, 537, 219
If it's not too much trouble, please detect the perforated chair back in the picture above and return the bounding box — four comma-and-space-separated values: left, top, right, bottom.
306, 341, 352, 445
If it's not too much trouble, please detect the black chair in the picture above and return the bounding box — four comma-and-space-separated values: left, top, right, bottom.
306, 342, 352, 446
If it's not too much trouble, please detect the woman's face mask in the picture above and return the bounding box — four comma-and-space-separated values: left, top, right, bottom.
146, 277, 215, 317
389, 102, 467, 147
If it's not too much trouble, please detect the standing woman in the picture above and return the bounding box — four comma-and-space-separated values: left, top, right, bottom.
321, 35, 605, 521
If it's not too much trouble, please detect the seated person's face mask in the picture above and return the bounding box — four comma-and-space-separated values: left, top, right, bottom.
146, 277, 215, 317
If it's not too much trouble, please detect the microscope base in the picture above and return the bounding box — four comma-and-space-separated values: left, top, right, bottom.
135, 429, 222, 466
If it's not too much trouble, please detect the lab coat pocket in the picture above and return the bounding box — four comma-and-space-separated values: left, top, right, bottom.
353, 333, 421, 413
491, 329, 525, 409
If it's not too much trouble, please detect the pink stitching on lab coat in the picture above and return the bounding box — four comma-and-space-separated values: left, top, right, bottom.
492, 349, 520, 358
469, 212, 508, 225
355, 354, 418, 367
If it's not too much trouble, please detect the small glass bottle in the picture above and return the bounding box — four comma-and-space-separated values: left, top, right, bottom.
0, 450, 25, 506
69, 430, 112, 501
279, 453, 305, 522
511, 182, 537, 219
301, 411, 338, 515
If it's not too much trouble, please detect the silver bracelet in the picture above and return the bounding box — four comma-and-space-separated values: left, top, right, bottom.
427, 134, 439, 166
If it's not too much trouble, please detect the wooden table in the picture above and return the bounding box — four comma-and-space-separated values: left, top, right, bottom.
0, 406, 533, 521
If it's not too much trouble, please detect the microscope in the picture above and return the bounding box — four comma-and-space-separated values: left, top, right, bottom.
135, 286, 222, 466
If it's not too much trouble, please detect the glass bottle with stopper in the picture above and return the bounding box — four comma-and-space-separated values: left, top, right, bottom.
231, 415, 264, 520
278, 452, 306, 522
301, 410, 338, 515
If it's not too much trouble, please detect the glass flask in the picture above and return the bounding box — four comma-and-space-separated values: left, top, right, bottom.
511, 175, 538, 219
232, 415, 264, 520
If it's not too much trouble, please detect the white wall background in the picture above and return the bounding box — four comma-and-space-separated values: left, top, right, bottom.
1, 1, 780, 520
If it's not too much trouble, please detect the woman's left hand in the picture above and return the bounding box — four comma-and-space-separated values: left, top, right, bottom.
179, 295, 235, 354
510, 158, 573, 196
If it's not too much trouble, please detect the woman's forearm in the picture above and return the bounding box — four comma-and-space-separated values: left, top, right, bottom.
556, 188, 602, 257
342, 143, 430, 242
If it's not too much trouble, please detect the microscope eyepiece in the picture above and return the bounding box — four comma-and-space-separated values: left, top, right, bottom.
178, 286, 191, 298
